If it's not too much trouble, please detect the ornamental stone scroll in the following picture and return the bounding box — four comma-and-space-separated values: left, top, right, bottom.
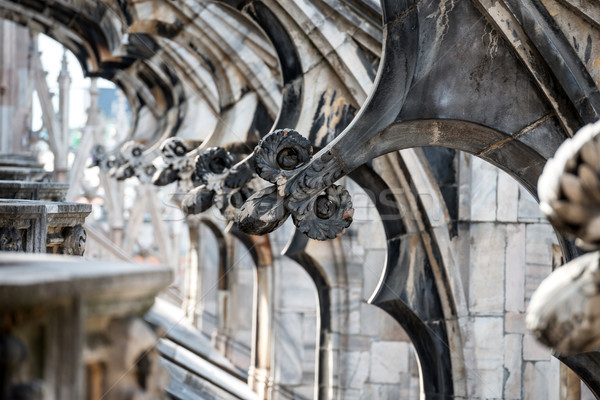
237, 128, 354, 240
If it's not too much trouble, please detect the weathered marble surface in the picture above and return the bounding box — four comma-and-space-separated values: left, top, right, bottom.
0, 180, 68, 201
0, 199, 91, 253
527, 251, 600, 355
0, 254, 172, 308
0, 166, 49, 181
0, 254, 173, 399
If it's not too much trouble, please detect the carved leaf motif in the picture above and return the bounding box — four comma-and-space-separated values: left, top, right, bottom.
0, 228, 22, 252
160, 138, 188, 164
152, 167, 180, 186
195, 147, 234, 186
526, 250, 600, 355
217, 186, 255, 221
60, 225, 86, 256
290, 184, 354, 240
255, 129, 312, 184
181, 186, 215, 214
115, 165, 135, 181
224, 156, 255, 189
237, 185, 290, 235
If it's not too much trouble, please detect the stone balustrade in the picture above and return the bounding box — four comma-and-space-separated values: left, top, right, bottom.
0, 180, 68, 201
0, 199, 91, 254
0, 154, 50, 182
0, 254, 173, 400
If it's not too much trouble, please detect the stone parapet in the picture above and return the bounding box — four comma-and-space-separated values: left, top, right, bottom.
0, 199, 91, 254
0, 254, 173, 400
0, 180, 69, 201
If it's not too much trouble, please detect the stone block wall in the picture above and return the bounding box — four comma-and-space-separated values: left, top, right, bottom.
266, 150, 593, 399
455, 152, 590, 399
269, 183, 421, 400
188, 150, 592, 399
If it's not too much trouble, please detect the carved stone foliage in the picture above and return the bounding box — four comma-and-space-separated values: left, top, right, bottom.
115, 141, 157, 184
0, 228, 22, 252
181, 146, 256, 221
90, 142, 156, 184
527, 250, 600, 355
59, 225, 86, 256
237, 129, 353, 240
528, 120, 600, 354
538, 120, 600, 249
90, 144, 126, 175
152, 138, 195, 187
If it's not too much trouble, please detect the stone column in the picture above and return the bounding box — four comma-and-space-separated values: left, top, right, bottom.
248, 234, 275, 399
184, 220, 201, 323
54, 51, 70, 183
0, 21, 33, 154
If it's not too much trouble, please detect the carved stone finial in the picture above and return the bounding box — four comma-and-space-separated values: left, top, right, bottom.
538, 120, 600, 249
528, 120, 600, 354
527, 251, 600, 354
60, 225, 87, 256
0, 228, 22, 252
237, 129, 353, 240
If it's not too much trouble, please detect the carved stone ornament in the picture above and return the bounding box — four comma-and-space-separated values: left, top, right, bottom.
538, 120, 600, 249
90, 144, 124, 173
527, 120, 600, 354
0, 228, 22, 252
59, 225, 87, 256
181, 147, 256, 221
527, 250, 600, 355
152, 137, 195, 187
113, 141, 157, 184
237, 129, 353, 240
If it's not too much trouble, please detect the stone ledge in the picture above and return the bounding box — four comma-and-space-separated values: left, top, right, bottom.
0, 180, 69, 201
0, 253, 173, 314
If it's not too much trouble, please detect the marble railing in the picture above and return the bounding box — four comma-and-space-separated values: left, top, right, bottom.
0, 180, 69, 201
0, 154, 50, 182
0, 254, 173, 400
0, 199, 91, 254
0, 156, 91, 255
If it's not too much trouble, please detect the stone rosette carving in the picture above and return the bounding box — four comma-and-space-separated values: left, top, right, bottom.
59, 225, 87, 256
237, 129, 353, 240
152, 137, 195, 187
528, 120, 600, 354
181, 146, 256, 221
114, 141, 157, 184
0, 228, 23, 252
90, 144, 124, 173
91, 141, 157, 184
